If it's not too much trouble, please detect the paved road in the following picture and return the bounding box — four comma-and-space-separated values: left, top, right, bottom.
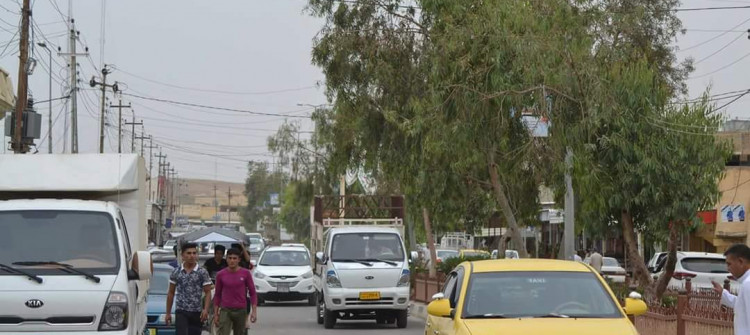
224, 301, 426, 335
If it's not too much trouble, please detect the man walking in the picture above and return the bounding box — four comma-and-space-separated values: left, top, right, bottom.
204, 245, 228, 280
166, 243, 213, 335
590, 248, 603, 273
713, 244, 750, 335
213, 248, 258, 335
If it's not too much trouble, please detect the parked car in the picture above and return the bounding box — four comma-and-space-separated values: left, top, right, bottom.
647, 252, 667, 273
656, 252, 736, 292
253, 245, 316, 305
424, 249, 459, 268
162, 239, 177, 251
425, 259, 647, 335
458, 249, 490, 259
146, 264, 176, 335
491, 250, 520, 259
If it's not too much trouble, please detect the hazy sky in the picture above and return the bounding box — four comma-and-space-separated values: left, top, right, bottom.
0, 0, 748, 183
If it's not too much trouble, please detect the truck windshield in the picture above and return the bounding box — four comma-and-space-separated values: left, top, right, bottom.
0, 210, 120, 274
331, 233, 405, 262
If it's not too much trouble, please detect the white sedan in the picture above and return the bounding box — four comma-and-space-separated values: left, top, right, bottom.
252, 246, 316, 305
585, 257, 627, 283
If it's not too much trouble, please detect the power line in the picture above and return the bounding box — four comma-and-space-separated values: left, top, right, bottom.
694, 31, 746, 64
673, 5, 750, 11
689, 50, 750, 79
113, 66, 319, 96
129, 101, 285, 128
121, 92, 311, 118
678, 16, 750, 52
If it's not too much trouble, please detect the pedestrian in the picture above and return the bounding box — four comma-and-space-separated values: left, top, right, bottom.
232, 242, 254, 270
713, 244, 750, 335
204, 245, 228, 281
590, 248, 603, 273
573, 250, 583, 262
213, 248, 258, 335
168, 245, 179, 268
166, 242, 213, 335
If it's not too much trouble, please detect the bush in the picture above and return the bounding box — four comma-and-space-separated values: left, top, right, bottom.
437, 255, 491, 274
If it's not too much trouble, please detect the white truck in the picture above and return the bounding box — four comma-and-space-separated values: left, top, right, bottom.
0, 154, 153, 335
311, 195, 412, 329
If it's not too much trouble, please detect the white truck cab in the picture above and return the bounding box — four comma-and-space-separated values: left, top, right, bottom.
314, 226, 411, 329
0, 154, 153, 335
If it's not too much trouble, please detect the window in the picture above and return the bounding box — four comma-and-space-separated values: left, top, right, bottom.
681, 258, 728, 273
0, 210, 120, 274
450, 267, 465, 308
462, 271, 621, 319
331, 233, 405, 262
603, 258, 620, 267
259, 251, 311, 266
442, 272, 458, 299
118, 211, 132, 261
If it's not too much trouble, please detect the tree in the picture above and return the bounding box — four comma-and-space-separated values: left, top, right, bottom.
240, 161, 284, 233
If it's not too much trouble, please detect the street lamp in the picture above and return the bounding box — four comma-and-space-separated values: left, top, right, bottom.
37, 42, 52, 153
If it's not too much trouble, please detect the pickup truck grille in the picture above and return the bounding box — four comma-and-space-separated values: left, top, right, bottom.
345, 297, 394, 306
0, 316, 95, 325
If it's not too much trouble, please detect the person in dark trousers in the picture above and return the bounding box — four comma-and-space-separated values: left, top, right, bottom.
168, 245, 179, 268
204, 245, 228, 281
213, 248, 258, 335
166, 243, 213, 335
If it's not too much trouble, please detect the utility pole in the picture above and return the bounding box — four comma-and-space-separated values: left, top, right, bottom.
147, 141, 158, 200
89, 65, 118, 153
56, 19, 88, 153
155, 150, 167, 201
12, 0, 31, 153
227, 187, 232, 224
564, 148, 575, 261
214, 184, 218, 225
110, 99, 131, 153
124, 113, 142, 153
37, 42, 53, 153
136, 130, 148, 157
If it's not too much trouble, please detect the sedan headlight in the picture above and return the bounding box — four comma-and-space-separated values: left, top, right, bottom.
301, 271, 313, 279
254, 271, 266, 279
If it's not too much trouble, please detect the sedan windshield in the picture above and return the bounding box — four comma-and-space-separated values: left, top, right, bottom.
603, 258, 620, 267
260, 251, 310, 266
148, 268, 172, 295
0, 210, 119, 274
463, 271, 621, 318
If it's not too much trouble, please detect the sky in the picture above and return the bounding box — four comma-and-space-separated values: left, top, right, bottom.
0, 0, 749, 183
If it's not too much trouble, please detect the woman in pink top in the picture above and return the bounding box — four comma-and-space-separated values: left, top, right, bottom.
213, 248, 258, 335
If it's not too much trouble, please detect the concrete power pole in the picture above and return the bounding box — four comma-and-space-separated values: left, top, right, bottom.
12, 0, 31, 153
564, 148, 575, 260
89, 65, 117, 153
227, 187, 232, 224
147, 141, 158, 200
124, 113, 142, 153
136, 131, 149, 157
110, 99, 131, 153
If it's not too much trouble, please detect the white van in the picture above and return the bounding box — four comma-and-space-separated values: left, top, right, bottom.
314, 227, 411, 329
0, 154, 153, 334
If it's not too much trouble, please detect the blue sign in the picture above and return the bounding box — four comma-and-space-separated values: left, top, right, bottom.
165, 218, 172, 228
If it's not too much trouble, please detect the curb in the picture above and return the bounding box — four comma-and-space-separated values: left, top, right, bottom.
410, 302, 428, 320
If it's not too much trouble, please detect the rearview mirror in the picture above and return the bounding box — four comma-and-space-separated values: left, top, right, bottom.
316, 251, 326, 264
623, 292, 647, 316
130, 251, 153, 281
427, 298, 452, 318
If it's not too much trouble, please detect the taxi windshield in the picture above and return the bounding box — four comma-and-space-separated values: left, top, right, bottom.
463, 271, 621, 319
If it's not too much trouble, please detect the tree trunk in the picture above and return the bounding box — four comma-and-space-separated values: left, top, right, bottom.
497, 228, 512, 258
621, 209, 652, 287
422, 207, 438, 278
654, 222, 679, 298
488, 162, 529, 258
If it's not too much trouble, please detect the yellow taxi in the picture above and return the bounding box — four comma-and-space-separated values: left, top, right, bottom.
425, 259, 647, 335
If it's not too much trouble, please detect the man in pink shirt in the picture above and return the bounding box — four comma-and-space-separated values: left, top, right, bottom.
213, 248, 258, 335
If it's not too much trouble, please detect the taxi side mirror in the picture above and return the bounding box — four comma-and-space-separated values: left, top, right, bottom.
427, 297, 452, 318
623, 292, 647, 316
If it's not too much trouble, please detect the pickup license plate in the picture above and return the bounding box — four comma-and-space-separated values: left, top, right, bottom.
277, 283, 290, 293
359, 291, 381, 300
148, 328, 156, 335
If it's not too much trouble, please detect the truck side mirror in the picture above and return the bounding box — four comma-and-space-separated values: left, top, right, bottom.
316, 251, 326, 264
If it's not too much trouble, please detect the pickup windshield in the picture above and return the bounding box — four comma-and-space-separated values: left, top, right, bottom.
331, 233, 405, 262
0, 210, 120, 274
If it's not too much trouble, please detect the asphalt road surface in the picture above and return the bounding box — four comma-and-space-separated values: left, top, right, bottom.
208, 301, 426, 335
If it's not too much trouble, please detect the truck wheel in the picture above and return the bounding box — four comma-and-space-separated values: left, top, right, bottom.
316, 296, 324, 325
396, 310, 408, 329
308, 294, 316, 306
323, 308, 337, 329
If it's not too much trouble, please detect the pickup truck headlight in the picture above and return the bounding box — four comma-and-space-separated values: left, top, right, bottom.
326, 270, 342, 288
397, 269, 410, 287
98, 292, 128, 331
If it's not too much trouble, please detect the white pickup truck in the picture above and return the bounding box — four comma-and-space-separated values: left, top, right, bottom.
0, 154, 153, 335
314, 226, 411, 329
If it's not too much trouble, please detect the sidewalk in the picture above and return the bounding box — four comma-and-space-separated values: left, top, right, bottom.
410, 302, 428, 321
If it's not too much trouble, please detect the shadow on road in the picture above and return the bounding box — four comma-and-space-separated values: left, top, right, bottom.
259, 301, 312, 308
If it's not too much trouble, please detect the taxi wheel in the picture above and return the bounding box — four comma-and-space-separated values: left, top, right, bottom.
396, 310, 408, 329
323, 308, 337, 329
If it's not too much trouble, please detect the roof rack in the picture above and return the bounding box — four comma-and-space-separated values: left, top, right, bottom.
322, 217, 403, 227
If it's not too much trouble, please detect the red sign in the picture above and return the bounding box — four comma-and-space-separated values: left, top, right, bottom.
697, 210, 717, 225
